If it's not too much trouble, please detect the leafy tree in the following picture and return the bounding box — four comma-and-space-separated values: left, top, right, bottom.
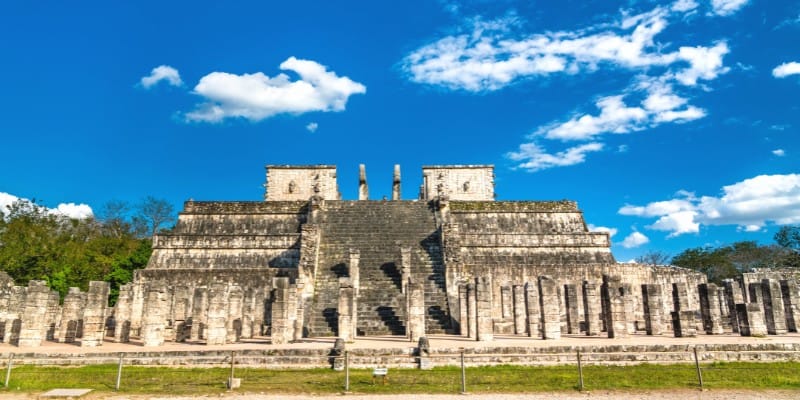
671, 247, 738, 283
133, 196, 176, 238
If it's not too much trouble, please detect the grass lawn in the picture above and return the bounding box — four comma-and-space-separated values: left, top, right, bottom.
1, 362, 799, 395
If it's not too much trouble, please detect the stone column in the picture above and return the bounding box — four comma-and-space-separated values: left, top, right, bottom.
171, 285, 191, 342
337, 277, 356, 343
722, 279, 743, 333
467, 283, 477, 339
81, 281, 110, 347
407, 280, 426, 342
672, 310, 698, 337
622, 284, 636, 334
190, 287, 208, 341
2, 286, 25, 345
226, 285, 244, 343
539, 276, 561, 340
358, 164, 369, 200
392, 164, 401, 201
583, 281, 601, 336
293, 279, 305, 342
57, 288, 85, 343
736, 303, 767, 336
642, 284, 664, 336
349, 249, 360, 335
45, 290, 60, 341
18, 281, 50, 347
512, 284, 527, 335
475, 276, 493, 341
761, 279, 788, 335
601, 276, 628, 339
400, 247, 411, 295
129, 282, 145, 337
271, 277, 295, 344
206, 283, 229, 345
458, 284, 468, 336
113, 283, 133, 343
241, 288, 256, 339
141, 284, 168, 347
672, 283, 690, 312
564, 284, 580, 334
780, 280, 800, 333
525, 281, 541, 338
699, 283, 724, 335
500, 286, 513, 319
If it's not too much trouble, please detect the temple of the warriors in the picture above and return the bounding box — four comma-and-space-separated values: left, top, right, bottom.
1, 164, 799, 347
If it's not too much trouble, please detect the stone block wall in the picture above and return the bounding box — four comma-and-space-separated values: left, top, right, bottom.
421, 165, 494, 201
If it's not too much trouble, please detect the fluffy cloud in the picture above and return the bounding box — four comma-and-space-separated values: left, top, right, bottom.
772, 62, 800, 78
710, 0, 751, 16
0, 192, 93, 219
621, 231, 650, 248
507, 142, 603, 171
185, 57, 366, 122
588, 224, 618, 237
619, 174, 800, 236
306, 122, 319, 133
773, 149, 786, 157
140, 65, 183, 88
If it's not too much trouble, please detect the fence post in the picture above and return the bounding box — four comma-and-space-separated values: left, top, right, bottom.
344, 351, 350, 393
460, 349, 466, 394
577, 349, 584, 391
229, 351, 236, 389
4, 353, 13, 388
693, 347, 703, 389
115, 353, 124, 391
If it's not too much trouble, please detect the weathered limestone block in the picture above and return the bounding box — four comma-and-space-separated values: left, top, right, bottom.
141, 284, 168, 347
206, 283, 229, 345
525, 282, 541, 338
18, 281, 51, 347
512, 284, 527, 335
272, 277, 295, 344
583, 281, 601, 336
226, 285, 244, 343
761, 279, 787, 335
475, 277, 493, 341
642, 284, 664, 336
737, 303, 768, 337
417, 336, 432, 370
601, 276, 628, 339
467, 283, 477, 339
672, 310, 697, 338
780, 279, 800, 333
722, 279, 742, 333
699, 283, 724, 335
190, 287, 208, 341
57, 288, 85, 343
564, 284, 580, 334
337, 277, 356, 343
539, 276, 560, 340
1, 286, 25, 344
407, 280, 426, 342
113, 283, 133, 343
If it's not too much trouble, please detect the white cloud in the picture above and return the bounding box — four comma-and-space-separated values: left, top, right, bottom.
140, 65, 183, 88
710, 0, 751, 16
672, 0, 699, 12
507, 142, 603, 172
0, 192, 93, 219
621, 231, 650, 248
306, 122, 319, 133
619, 174, 800, 236
185, 57, 366, 122
773, 149, 786, 157
588, 224, 618, 237
672, 42, 730, 86
772, 62, 800, 78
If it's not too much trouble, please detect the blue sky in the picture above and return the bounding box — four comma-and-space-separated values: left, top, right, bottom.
0, 0, 798, 261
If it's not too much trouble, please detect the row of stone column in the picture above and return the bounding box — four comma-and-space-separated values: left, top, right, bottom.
0, 280, 109, 348
113, 277, 301, 347
454, 275, 800, 341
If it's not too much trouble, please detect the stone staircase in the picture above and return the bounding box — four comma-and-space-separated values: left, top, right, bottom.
307, 201, 452, 337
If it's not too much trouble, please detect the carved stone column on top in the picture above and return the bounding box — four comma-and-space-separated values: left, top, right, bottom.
81, 281, 110, 347
17, 281, 51, 347
475, 276, 493, 341
358, 164, 369, 200
601, 276, 628, 339
337, 277, 356, 343
583, 281, 602, 336
761, 279, 787, 335
539, 276, 561, 340
525, 281, 541, 339
392, 164, 401, 200
57, 288, 85, 343
642, 284, 664, 336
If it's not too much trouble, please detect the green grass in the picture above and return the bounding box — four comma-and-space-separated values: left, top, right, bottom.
1, 362, 799, 395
